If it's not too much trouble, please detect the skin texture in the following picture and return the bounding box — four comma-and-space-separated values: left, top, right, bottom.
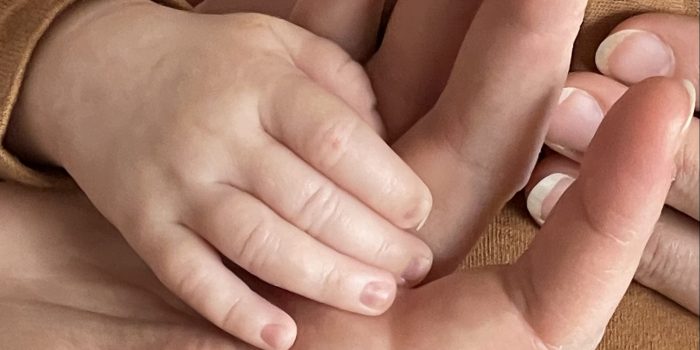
4, 1, 695, 349
528, 13, 700, 315
5, 1, 441, 349
195, 0, 389, 62
197, 0, 582, 280
0, 77, 691, 350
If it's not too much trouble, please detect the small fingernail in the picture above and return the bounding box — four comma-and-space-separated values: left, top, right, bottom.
261, 324, 294, 350
527, 173, 576, 225
681, 80, 696, 136
410, 198, 432, 231
546, 87, 605, 159
415, 211, 430, 231
360, 281, 395, 312
401, 256, 432, 285
596, 29, 675, 84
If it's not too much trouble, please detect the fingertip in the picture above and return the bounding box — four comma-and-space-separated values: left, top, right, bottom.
402, 191, 433, 231
681, 79, 696, 128
546, 87, 604, 159
525, 154, 580, 195
400, 255, 433, 287
359, 279, 397, 315
595, 29, 643, 75
261, 322, 297, 350
596, 13, 699, 107
526, 173, 575, 226
596, 29, 676, 84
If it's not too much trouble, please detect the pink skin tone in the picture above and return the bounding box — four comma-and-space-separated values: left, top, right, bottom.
528, 13, 699, 315
5, 1, 439, 349
3, 1, 695, 349
0, 77, 692, 350
596, 13, 699, 106
196, 0, 481, 142
195, 0, 388, 62
3, 0, 698, 348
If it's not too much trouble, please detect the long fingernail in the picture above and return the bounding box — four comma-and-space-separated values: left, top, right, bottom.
261, 324, 294, 350
596, 29, 675, 84
401, 256, 432, 285
527, 173, 576, 225
360, 281, 395, 312
546, 87, 605, 160
682, 80, 696, 135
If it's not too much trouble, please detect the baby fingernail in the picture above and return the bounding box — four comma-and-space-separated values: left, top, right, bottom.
360, 280, 395, 312
261, 324, 294, 350
527, 173, 575, 225
546, 87, 605, 159
596, 29, 675, 84
401, 256, 432, 285
409, 197, 432, 231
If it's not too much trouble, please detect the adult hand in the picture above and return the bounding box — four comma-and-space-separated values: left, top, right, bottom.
2, 77, 690, 350
282, 77, 695, 350
5, 1, 435, 348
527, 13, 699, 314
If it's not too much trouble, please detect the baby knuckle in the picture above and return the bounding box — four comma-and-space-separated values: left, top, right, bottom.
311, 119, 357, 171
296, 183, 342, 234
220, 296, 246, 332
172, 262, 214, 304
235, 220, 280, 273
372, 238, 395, 265
317, 262, 344, 295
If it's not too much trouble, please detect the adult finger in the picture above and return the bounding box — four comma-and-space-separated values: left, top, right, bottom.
241, 137, 433, 285
596, 13, 699, 107
393, 0, 588, 274
524, 154, 579, 225
186, 185, 398, 317
261, 74, 432, 230
509, 78, 695, 348
636, 208, 699, 315
526, 157, 699, 315
194, 0, 296, 18
367, 0, 482, 140
132, 224, 296, 350
547, 72, 699, 220
289, 0, 385, 62
545, 72, 626, 162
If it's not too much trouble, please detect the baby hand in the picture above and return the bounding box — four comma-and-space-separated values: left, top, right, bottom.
8, 1, 433, 349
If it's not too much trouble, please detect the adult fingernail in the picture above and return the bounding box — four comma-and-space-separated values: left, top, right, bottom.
401, 256, 432, 285
360, 280, 395, 312
680, 80, 696, 139
527, 173, 576, 225
261, 324, 294, 350
596, 29, 675, 84
546, 87, 605, 160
